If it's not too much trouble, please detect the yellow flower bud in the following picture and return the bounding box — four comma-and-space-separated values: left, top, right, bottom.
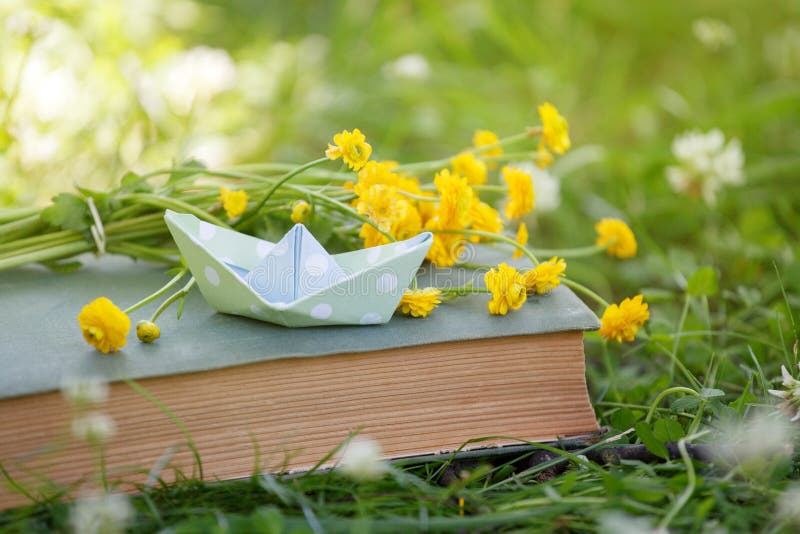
291, 200, 312, 224
136, 320, 160, 343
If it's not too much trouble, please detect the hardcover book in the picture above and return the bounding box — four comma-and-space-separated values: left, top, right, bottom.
0, 252, 600, 509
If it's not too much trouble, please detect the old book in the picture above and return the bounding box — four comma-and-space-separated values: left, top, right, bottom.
0, 254, 599, 509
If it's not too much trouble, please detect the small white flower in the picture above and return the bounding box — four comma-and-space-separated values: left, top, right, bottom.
70, 492, 133, 534
72, 412, 116, 445
61, 377, 109, 406
382, 54, 431, 80
336, 436, 386, 481
598, 511, 664, 534
665, 128, 744, 205
777, 485, 800, 525
713, 413, 794, 470
692, 18, 736, 51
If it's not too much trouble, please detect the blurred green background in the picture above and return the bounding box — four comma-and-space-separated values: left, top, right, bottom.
1, 0, 799, 297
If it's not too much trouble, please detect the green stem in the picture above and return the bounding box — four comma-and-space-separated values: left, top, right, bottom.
0, 241, 94, 271
562, 278, 609, 308
430, 228, 539, 265
236, 157, 329, 227
397, 130, 537, 173
533, 244, 606, 259
0, 207, 39, 223
671, 294, 691, 381
645, 387, 700, 424
124, 269, 188, 315
658, 438, 698, 529
150, 277, 196, 323
439, 286, 491, 296
116, 193, 231, 229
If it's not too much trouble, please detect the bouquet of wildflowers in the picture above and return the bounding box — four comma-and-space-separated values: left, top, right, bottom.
0, 103, 649, 353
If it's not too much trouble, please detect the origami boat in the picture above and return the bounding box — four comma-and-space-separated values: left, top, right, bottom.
164, 210, 433, 327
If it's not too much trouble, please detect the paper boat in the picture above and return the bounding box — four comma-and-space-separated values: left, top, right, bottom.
164, 210, 433, 327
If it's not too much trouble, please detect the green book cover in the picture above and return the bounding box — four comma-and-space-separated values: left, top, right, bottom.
0, 251, 599, 400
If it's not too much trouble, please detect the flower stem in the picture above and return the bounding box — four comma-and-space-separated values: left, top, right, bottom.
150, 277, 196, 323
124, 269, 188, 314
532, 244, 606, 259
645, 387, 700, 424
562, 278, 609, 308
236, 157, 328, 227
429, 228, 539, 265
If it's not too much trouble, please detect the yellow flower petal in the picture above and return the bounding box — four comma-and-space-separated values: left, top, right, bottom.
78, 297, 130, 354
219, 187, 249, 219
595, 218, 637, 259
325, 128, 372, 171
513, 222, 528, 259
398, 288, 442, 318
502, 166, 535, 220
599, 294, 650, 342
484, 263, 527, 315
538, 102, 571, 155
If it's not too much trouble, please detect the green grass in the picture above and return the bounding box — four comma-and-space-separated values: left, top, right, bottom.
2, 0, 800, 531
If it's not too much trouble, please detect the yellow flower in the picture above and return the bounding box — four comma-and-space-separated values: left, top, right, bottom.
535, 145, 554, 169
424, 170, 475, 266
451, 152, 487, 185
78, 297, 130, 354
325, 128, 372, 171
424, 223, 465, 267
502, 166, 535, 219
468, 199, 503, 243
290, 200, 312, 223
484, 263, 527, 315
512, 222, 528, 259
599, 294, 650, 343
595, 218, 637, 259
356, 184, 422, 248
538, 102, 571, 155
219, 187, 249, 219
431, 169, 474, 229
136, 320, 160, 343
473, 129, 503, 160
523, 257, 566, 294
398, 288, 443, 318
353, 160, 398, 196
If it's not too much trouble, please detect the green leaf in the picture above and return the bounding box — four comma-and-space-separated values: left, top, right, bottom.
634, 421, 669, 460
670, 395, 702, 413
700, 388, 725, 399
40, 193, 90, 232
39, 260, 83, 273
687, 267, 719, 297
610, 408, 642, 431
119, 171, 153, 193
731, 377, 757, 416
653, 419, 685, 442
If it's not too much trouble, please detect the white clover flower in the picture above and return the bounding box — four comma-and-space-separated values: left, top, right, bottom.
769, 364, 800, 422
598, 511, 664, 534
159, 46, 237, 115
70, 492, 133, 534
382, 54, 431, 80
511, 161, 561, 213
777, 485, 800, 525
336, 436, 387, 481
712, 413, 794, 471
61, 377, 109, 406
665, 128, 744, 205
72, 412, 117, 445
692, 18, 736, 51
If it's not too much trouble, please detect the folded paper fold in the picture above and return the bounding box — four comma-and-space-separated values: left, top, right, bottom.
164, 210, 433, 327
